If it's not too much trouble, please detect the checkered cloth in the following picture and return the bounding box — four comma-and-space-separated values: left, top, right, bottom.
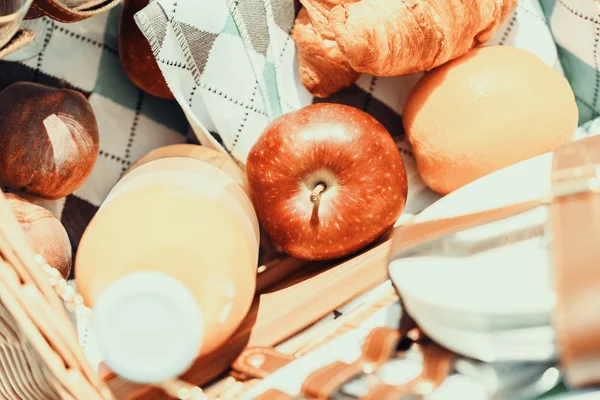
541, 0, 600, 130
135, 0, 600, 220
0, 6, 191, 280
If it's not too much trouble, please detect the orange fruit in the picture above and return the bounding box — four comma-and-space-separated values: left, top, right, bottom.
403, 45, 578, 195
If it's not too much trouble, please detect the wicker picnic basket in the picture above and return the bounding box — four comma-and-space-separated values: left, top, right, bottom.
0, 183, 223, 399
0, 175, 404, 399
1, 0, 600, 399
5, 133, 600, 400
99, 224, 402, 398
0, 188, 112, 399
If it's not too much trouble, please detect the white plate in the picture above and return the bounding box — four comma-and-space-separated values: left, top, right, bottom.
414, 311, 557, 363
407, 299, 556, 362
411, 153, 553, 220
402, 290, 551, 332
391, 232, 554, 320
406, 299, 555, 344
389, 153, 556, 321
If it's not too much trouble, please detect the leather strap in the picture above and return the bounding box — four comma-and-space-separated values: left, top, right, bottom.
388, 199, 543, 261
360, 342, 453, 400
300, 326, 405, 398
551, 135, 600, 387
231, 347, 295, 380
301, 360, 364, 399
0, 29, 35, 60
418, 342, 454, 389
360, 331, 454, 399
254, 389, 293, 400
297, 325, 452, 400
24, 0, 119, 23
247, 327, 403, 400
361, 327, 401, 370
360, 384, 410, 400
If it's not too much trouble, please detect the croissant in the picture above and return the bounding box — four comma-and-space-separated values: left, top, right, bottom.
292, 2, 361, 98
293, 0, 518, 98
293, 7, 361, 98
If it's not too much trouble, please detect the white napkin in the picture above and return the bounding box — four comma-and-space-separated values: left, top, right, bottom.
135, 0, 565, 217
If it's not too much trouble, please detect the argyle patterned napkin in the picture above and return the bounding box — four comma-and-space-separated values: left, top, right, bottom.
135, 0, 595, 219
541, 0, 600, 130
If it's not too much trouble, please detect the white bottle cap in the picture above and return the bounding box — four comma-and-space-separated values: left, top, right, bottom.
92, 271, 203, 384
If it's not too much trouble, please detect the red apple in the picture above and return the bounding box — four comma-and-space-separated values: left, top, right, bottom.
119, 0, 174, 99
246, 103, 408, 260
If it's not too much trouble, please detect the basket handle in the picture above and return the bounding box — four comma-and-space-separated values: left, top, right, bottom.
0, 29, 35, 60
24, 0, 120, 23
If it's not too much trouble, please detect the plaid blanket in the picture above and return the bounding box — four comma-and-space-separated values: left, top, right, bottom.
135, 0, 600, 220
541, 0, 600, 129
0, 6, 191, 281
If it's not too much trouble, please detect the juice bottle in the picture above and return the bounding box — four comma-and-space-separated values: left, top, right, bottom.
75, 144, 259, 383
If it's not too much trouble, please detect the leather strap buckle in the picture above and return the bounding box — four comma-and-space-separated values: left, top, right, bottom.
359, 340, 454, 400
289, 325, 453, 400
299, 326, 404, 399
545, 163, 600, 201
231, 347, 295, 380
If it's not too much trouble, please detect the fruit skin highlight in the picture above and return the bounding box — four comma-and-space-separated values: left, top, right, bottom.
403, 45, 579, 195
246, 103, 408, 261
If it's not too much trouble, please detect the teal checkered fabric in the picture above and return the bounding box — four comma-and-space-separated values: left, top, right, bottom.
0, 6, 192, 273
541, 0, 600, 129
137, 0, 596, 218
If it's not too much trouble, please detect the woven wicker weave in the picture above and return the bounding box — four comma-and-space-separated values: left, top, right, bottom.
0, 189, 114, 399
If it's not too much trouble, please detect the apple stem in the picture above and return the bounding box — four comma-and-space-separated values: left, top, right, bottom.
310, 183, 326, 205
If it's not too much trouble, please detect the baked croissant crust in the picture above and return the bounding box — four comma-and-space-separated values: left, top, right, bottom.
292, 5, 360, 98
293, 0, 518, 98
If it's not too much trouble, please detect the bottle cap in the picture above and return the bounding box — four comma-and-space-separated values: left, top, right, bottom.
92, 271, 203, 384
